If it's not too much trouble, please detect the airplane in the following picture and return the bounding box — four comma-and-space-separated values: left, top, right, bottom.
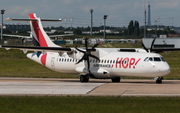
1, 13, 173, 84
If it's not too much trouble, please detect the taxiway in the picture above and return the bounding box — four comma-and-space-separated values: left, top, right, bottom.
0, 77, 180, 97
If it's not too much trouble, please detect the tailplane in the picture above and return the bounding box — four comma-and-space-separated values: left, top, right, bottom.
29, 13, 59, 47
5, 13, 62, 47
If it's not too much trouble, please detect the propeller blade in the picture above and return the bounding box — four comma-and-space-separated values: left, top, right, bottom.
75, 47, 85, 53
89, 54, 100, 62
141, 40, 148, 53
150, 38, 157, 51
92, 43, 99, 50
75, 56, 84, 65
86, 56, 90, 72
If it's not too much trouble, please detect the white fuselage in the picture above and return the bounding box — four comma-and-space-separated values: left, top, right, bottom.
27, 48, 170, 79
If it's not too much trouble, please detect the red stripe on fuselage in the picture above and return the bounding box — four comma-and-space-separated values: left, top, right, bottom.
41, 53, 47, 66
29, 13, 48, 47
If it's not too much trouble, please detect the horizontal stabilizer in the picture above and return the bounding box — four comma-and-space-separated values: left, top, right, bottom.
5, 18, 62, 22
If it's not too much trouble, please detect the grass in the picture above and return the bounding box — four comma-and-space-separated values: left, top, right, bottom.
0, 96, 180, 113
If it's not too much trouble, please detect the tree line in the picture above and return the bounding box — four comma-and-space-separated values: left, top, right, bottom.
123, 20, 176, 36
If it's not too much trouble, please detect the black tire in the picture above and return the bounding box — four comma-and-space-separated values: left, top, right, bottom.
80, 75, 89, 82
111, 77, 121, 83
156, 79, 162, 84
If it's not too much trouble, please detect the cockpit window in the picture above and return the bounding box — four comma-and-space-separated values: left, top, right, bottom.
144, 57, 153, 62
154, 57, 161, 62
144, 57, 166, 62
160, 57, 166, 62
149, 57, 153, 61
144, 57, 149, 62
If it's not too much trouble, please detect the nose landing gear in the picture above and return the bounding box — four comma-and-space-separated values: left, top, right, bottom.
156, 77, 163, 84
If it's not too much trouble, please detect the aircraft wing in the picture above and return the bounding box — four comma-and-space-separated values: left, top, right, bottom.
0, 45, 72, 54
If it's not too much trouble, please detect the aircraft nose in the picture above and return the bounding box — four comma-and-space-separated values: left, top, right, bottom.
159, 63, 170, 75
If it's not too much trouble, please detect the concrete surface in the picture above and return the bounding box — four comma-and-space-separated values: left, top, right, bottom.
0, 77, 180, 97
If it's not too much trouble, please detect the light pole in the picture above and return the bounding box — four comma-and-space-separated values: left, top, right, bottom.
1, 9, 5, 43
103, 15, 108, 39
155, 19, 158, 37
144, 9, 146, 38
90, 9, 93, 35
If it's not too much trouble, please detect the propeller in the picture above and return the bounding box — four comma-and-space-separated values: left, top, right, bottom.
75, 37, 100, 73
141, 38, 157, 53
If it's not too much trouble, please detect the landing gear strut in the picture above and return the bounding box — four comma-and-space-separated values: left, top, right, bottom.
156, 77, 163, 84
80, 75, 89, 82
111, 77, 121, 83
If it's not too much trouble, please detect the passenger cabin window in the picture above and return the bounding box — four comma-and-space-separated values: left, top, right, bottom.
113, 60, 115, 63
101, 60, 103, 63
96, 60, 98, 63
110, 60, 112, 63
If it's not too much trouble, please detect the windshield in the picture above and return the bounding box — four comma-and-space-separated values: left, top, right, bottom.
154, 57, 161, 62
144, 57, 166, 62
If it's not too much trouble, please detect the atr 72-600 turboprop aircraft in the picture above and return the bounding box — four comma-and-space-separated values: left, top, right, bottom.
1, 13, 172, 83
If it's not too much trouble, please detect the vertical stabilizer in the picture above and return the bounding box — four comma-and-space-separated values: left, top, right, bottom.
29, 13, 59, 47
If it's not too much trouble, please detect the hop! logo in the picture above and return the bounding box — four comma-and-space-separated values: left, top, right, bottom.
111, 57, 141, 69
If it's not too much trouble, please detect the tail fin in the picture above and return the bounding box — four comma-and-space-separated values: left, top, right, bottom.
29, 13, 59, 47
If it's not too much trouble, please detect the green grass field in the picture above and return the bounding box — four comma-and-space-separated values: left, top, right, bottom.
0, 96, 180, 113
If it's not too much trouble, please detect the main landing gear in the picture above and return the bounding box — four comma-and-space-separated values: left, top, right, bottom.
156, 77, 163, 84
79, 75, 121, 83
80, 75, 89, 82
111, 77, 121, 83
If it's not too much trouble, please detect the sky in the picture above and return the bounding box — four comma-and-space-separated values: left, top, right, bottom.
1, 0, 180, 28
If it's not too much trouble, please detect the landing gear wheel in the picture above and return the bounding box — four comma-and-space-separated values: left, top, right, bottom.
80, 75, 89, 83
111, 77, 121, 83
156, 77, 163, 84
